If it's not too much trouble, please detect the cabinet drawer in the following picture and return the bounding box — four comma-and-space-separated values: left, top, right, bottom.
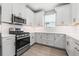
70, 39, 79, 56
73, 46, 79, 56
2, 36, 15, 42
55, 34, 65, 39
71, 39, 79, 47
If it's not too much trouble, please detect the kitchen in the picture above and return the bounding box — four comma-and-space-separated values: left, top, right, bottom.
0, 3, 79, 56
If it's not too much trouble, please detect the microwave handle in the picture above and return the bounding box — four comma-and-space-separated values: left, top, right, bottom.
24, 19, 26, 24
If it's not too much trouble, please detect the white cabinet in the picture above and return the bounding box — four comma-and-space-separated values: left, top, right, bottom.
13, 4, 24, 17
46, 33, 55, 46
30, 33, 35, 45
1, 3, 34, 26
2, 36, 15, 56
55, 4, 72, 26
71, 3, 79, 23
41, 33, 48, 45
66, 35, 79, 56
72, 39, 79, 56
34, 11, 44, 27
35, 33, 55, 46
13, 4, 21, 17
35, 33, 42, 43
54, 34, 66, 49
13, 4, 34, 26
35, 33, 66, 49
2, 4, 13, 22
66, 36, 75, 56
25, 8, 35, 26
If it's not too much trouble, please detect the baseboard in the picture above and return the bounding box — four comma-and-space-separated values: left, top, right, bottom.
30, 43, 36, 47
35, 42, 66, 51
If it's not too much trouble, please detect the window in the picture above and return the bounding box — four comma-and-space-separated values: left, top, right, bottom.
45, 13, 56, 28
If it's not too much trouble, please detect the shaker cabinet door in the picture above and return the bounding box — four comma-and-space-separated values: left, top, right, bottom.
30, 33, 35, 45
2, 36, 15, 56
54, 34, 66, 49
55, 4, 72, 26
2, 4, 13, 22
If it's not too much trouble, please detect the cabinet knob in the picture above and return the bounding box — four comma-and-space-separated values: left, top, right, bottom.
67, 41, 69, 45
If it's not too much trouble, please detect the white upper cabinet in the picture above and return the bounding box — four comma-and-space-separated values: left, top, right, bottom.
25, 7, 34, 26
1, 3, 26, 23
12, 4, 34, 26
2, 4, 13, 22
71, 3, 79, 24
13, 4, 24, 18
34, 11, 44, 27
55, 4, 72, 26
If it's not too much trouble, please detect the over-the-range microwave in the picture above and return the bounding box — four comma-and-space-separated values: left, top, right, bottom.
12, 14, 26, 25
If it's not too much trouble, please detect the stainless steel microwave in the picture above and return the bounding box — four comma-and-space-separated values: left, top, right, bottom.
12, 14, 26, 25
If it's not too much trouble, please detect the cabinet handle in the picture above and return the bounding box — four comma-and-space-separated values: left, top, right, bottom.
30, 36, 32, 38
67, 41, 69, 45
75, 42, 79, 46
14, 42, 16, 46
54, 38, 56, 40
75, 47, 79, 52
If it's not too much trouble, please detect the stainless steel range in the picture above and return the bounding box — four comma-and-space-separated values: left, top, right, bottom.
9, 28, 30, 56
15, 32, 30, 56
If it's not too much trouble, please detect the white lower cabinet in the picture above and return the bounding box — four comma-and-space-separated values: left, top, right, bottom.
72, 39, 79, 56
35, 33, 55, 46
47, 33, 55, 46
35, 33, 42, 43
35, 33, 65, 49
66, 36, 79, 56
30, 33, 35, 45
31, 33, 79, 56
66, 36, 74, 56
54, 34, 66, 49
41, 33, 50, 45
73, 46, 79, 56
2, 36, 15, 56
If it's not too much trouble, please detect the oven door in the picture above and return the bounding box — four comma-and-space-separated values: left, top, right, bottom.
16, 37, 30, 50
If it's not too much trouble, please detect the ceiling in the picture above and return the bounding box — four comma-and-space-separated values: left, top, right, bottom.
26, 3, 70, 12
